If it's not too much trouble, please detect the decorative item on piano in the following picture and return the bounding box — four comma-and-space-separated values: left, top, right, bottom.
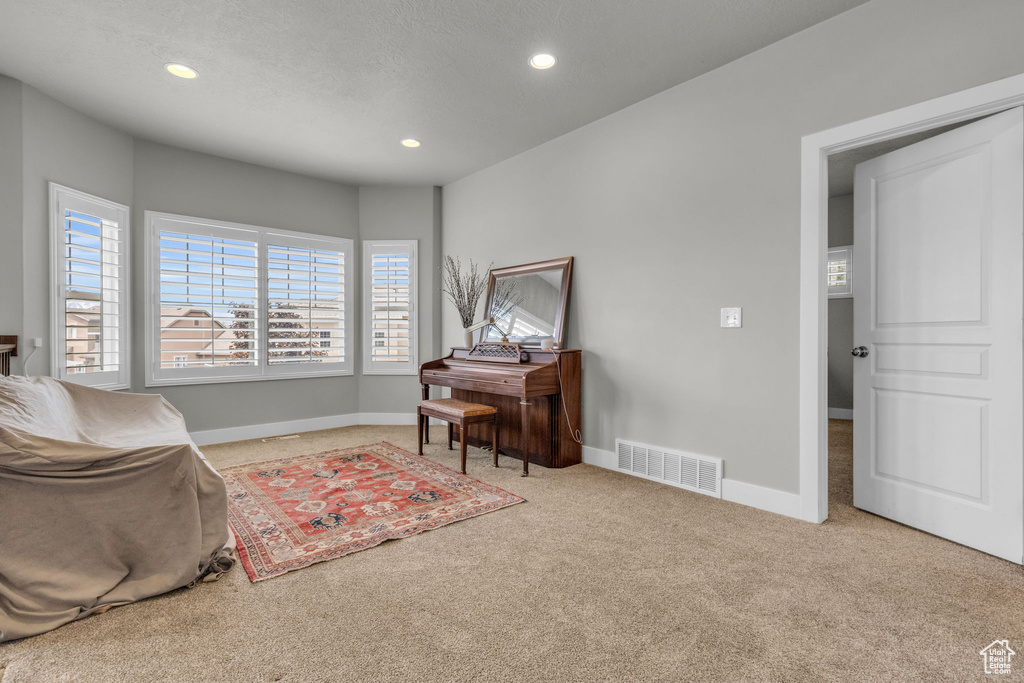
440, 255, 490, 347
483, 257, 573, 349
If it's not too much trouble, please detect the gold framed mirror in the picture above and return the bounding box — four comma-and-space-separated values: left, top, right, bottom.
482, 257, 574, 348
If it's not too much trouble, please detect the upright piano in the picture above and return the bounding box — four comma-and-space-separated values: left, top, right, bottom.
419, 345, 582, 470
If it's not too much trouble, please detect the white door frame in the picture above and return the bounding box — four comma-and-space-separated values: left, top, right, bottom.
799, 72, 1024, 524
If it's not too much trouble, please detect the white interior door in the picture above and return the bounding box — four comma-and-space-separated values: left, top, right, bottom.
852, 107, 1024, 564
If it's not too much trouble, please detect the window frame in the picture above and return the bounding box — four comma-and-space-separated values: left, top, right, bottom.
362, 239, 418, 376
263, 230, 352, 378
145, 211, 354, 387
49, 183, 131, 390
827, 245, 854, 299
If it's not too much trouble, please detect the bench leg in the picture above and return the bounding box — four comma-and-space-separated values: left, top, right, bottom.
459, 422, 468, 474
417, 408, 424, 456
447, 422, 453, 450
492, 417, 499, 467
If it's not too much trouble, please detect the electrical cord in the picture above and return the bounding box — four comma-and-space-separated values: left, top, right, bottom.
21, 346, 37, 376
552, 349, 583, 445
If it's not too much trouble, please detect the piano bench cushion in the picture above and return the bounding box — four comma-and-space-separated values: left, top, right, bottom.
420, 398, 498, 419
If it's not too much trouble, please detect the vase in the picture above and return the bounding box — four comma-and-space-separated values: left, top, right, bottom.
463, 328, 474, 348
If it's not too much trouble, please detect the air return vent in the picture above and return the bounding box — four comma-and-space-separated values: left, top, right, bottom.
615, 439, 722, 498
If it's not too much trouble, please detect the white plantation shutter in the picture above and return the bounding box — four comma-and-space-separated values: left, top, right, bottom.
146, 212, 353, 386
50, 184, 130, 390
151, 220, 260, 383
363, 240, 417, 375
266, 240, 346, 369
370, 254, 411, 362
828, 246, 853, 298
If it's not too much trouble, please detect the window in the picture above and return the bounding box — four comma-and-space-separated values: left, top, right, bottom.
50, 184, 130, 390
363, 240, 417, 375
145, 212, 353, 386
266, 240, 346, 368
827, 246, 853, 298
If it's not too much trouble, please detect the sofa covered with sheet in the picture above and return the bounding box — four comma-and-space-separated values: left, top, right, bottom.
0, 376, 234, 642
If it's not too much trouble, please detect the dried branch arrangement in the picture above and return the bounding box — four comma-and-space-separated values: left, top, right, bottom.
441, 256, 490, 328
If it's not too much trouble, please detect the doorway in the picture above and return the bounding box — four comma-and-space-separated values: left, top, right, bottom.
823, 121, 975, 514
798, 73, 1024, 566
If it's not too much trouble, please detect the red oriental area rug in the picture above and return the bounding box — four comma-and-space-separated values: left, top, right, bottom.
220, 442, 525, 581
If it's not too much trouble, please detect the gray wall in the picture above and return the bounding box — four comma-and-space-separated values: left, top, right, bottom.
357, 186, 443, 413
131, 140, 362, 431
15, 84, 135, 377
0, 76, 24, 370
827, 194, 854, 412
441, 0, 1024, 493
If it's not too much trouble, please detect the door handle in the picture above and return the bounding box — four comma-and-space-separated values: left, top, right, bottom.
851, 346, 869, 358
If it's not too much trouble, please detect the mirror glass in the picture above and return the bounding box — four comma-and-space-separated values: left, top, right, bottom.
483, 257, 573, 348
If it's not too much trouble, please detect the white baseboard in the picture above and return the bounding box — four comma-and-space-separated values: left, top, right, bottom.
719, 478, 801, 519
357, 412, 417, 426
583, 445, 801, 521
190, 413, 360, 445
190, 412, 448, 445
582, 445, 617, 469
828, 407, 854, 420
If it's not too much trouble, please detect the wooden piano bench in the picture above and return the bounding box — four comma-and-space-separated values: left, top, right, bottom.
417, 398, 507, 475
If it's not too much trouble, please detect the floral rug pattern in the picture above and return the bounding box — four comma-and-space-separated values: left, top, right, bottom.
221, 442, 524, 581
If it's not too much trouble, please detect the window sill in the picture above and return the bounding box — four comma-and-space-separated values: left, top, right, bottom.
60, 377, 131, 392
145, 369, 354, 388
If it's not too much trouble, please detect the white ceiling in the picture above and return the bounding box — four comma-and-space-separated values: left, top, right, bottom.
0, 0, 869, 186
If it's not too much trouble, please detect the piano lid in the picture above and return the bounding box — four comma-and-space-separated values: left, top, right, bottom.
420, 345, 578, 398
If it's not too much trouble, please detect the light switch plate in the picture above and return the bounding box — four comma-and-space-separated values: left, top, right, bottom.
721, 307, 742, 328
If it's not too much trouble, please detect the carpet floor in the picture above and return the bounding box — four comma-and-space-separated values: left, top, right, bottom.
1, 420, 1021, 682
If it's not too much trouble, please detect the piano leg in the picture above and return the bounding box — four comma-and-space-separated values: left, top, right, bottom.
520, 399, 530, 477
447, 422, 454, 450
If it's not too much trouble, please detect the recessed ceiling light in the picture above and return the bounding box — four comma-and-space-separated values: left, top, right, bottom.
400, 139, 421, 148
165, 63, 198, 79
529, 53, 557, 70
